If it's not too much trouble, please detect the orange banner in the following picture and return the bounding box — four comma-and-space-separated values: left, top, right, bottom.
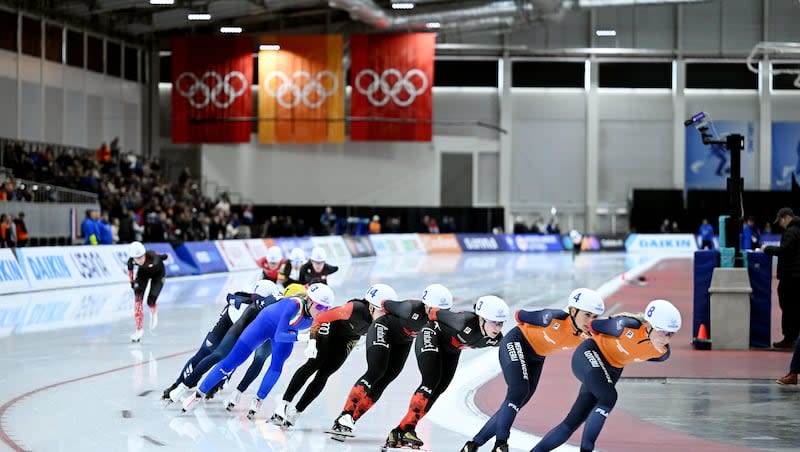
419, 233, 463, 254
258, 35, 344, 144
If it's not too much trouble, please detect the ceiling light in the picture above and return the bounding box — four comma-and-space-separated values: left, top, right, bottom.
392, 2, 415, 9
220, 26, 243, 34
259, 44, 280, 51
187, 13, 211, 21
425, 22, 441, 29
149, 0, 175, 5
595, 30, 617, 37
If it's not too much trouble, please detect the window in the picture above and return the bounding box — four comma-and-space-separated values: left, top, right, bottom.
686, 62, 757, 89
106, 41, 121, 77
21, 16, 41, 57
45, 23, 62, 63
434, 60, 498, 87
87, 35, 103, 73
124, 46, 138, 82
66, 29, 83, 67
0, 10, 16, 51
598, 62, 671, 88
513, 61, 584, 88
772, 64, 800, 91
159, 54, 170, 82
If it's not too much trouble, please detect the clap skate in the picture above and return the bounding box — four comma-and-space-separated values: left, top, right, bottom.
325, 414, 355, 441
246, 398, 262, 420
381, 428, 429, 451
130, 329, 143, 343
181, 390, 205, 413
460, 441, 478, 452
224, 390, 242, 411
169, 383, 191, 403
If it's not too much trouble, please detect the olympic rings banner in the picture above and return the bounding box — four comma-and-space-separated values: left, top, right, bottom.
171, 36, 253, 143
258, 35, 345, 144
350, 33, 435, 141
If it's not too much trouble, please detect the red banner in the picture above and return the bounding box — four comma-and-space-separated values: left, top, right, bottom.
171, 36, 253, 143
350, 33, 435, 141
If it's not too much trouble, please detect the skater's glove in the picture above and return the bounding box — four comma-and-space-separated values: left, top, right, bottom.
296, 331, 311, 342
304, 339, 318, 359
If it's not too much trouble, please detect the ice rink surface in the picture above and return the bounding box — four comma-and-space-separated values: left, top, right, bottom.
0, 251, 772, 452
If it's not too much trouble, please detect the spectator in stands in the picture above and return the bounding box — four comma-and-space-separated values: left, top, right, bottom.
741, 216, 760, 251
96, 142, 111, 163
98, 213, 113, 245
111, 217, 120, 244
215, 193, 231, 219
441, 215, 456, 233
660, 218, 671, 233
534, 217, 547, 234
0, 214, 11, 248
81, 209, 99, 245
513, 216, 529, 234
264, 216, 281, 238
760, 208, 800, 349
546, 218, 561, 235
209, 214, 224, 240
242, 205, 254, 226
387, 217, 401, 233
3, 179, 15, 201
671, 221, 680, 233
698, 218, 715, 250
427, 216, 440, 234
320, 206, 336, 235
14, 212, 28, 247
226, 213, 240, 239
118, 210, 135, 244
369, 215, 381, 234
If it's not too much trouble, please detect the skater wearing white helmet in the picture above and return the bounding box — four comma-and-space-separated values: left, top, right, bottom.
126, 241, 168, 342
183, 283, 337, 418
278, 247, 307, 287
273, 283, 399, 428
327, 285, 443, 441
298, 246, 339, 285
256, 246, 285, 285
463, 288, 605, 452
532, 299, 681, 452
387, 294, 509, 450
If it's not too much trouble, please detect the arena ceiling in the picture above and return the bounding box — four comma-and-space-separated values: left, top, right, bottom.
5, 0, 709, 43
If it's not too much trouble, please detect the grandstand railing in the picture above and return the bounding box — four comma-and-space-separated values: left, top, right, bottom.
14, 177, 99, 203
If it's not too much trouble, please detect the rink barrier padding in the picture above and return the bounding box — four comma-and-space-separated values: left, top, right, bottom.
174, 242, 228, 274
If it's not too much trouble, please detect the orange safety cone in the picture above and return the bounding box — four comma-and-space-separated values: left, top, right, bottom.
693, 323, 712, 350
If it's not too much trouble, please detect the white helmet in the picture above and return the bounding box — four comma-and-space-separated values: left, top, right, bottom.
364, 283, 398, 308
421, 284, 453, 309
249, 280, 280, 299
307, 283, 336, 308
289, 247, 306, 264
310, 246, 327, 263
266, 246, 283, 264
644, 299, 682, 333
128, 241, 146, 259
475, 295, 510, 322
567, 288, 605, 315
569, 229, 583, 244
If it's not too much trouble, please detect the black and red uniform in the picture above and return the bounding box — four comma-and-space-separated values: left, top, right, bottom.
281, 298, 373, 412
339, 299, 428, 423
256, 257, 284, 283
298, 261, 339, 285
127, 250, 167, 331
396, 309, 502, 432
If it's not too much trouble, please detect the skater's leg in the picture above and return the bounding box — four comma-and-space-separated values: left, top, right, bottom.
295, 337, 353, 412
236, 340, 272, 392
255, 341, 294, 399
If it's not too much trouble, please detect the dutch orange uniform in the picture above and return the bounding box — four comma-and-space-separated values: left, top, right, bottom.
517, 308, 584, 357
590, 316, 669, 368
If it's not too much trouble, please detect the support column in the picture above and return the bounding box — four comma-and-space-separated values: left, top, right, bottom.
673, 60, 686, 189
498, 44, 513, 233
585, 58, 599, 234
758, 59, 771, 190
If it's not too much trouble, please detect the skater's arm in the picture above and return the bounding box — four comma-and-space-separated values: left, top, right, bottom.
764, 227, 799, 256
590, 316, 641, 337
274, 298, 305, 343
516, 308, 567, 327
648, 346, 670, 362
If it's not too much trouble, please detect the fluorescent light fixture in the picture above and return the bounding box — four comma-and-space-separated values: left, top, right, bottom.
149, 0, 175, 5
260, 44, 280, 51
580, 0, 704, 5
392, 2, 415, 9
595, 29, 616, 37
425, 22, 441, 29
187, 13, 211, 21
220, 26, 242, 33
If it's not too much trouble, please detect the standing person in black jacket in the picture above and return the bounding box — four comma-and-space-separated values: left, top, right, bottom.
127, 241, 168, 342
762, 207, 800, 349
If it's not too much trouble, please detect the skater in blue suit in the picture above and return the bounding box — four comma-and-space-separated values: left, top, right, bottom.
181, 283, 337, 419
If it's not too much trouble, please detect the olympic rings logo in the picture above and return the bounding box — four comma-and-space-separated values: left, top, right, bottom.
263, 70, 339, 109
174, 71, 248, 109
354, 68, 429, 107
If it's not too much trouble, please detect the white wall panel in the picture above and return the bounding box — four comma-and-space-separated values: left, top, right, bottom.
477, 152, 499, 205
42, 61, 63, 87
0, 76, 17, 138
104, 77, 122, 100
598, 90, 672, 120
685, 92, 759, 121
63, 66, 85, 91
104, 98, 123, 145
634, 4, 675, 49
768, 0, 800, 41
44, 86, 64, 143
511, 90, 585, 120
202, 140, 439, 206
721, 0, 763, 54
85, 72, 104, 96
0, 50, 17, 79
121, 80, 140, 104
433, 88, 499, 140
86, 95, 103, 147
682, 1, 722, 53
123, 102, 140, 152
772, 94, 800, 120
19, 81, 41, 141
19, 55, 40, 83
64, 90, 85, 147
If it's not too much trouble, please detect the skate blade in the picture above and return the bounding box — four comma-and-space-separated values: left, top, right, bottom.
382, 447, 427, 452
324, 429, 354, 440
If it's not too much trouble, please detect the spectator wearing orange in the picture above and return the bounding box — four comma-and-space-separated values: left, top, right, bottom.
96, 142, 111, 163
14, 212, 28, 247
369, 215, 381, 234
